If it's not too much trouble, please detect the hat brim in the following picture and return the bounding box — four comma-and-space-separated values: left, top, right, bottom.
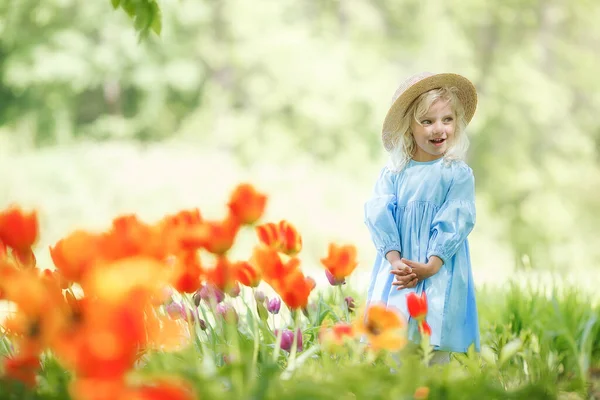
381, 73, 478, 152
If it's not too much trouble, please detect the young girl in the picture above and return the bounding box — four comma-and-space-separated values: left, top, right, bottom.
364, 72, 480, 362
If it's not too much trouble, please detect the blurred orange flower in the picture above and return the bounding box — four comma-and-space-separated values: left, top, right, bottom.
0, 266, 69, 352
204, 255, 235, 292
234, 260, 261, 288
0, 206, 38, 252
50, 230, 102, 283
228, 183, 267, 225
255, 220, 302, 256
414, 386, 430, 399
319, 322, 356, 351
70, 377, 197, 400
127, 380, 197, 400
101, 215, 167, 261
1, 352, 40, 388
320, 243, 358, 282
54, 299, 146, 380
181, 216, 240, 255
170, 251, 203, 294
251, 245, 313, 309
354, 304, 407, 352
81, 257, 171, 304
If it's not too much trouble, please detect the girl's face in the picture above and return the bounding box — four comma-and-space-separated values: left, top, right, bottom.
410, 99, 456, 162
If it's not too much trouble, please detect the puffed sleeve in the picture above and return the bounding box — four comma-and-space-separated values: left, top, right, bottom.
364, 167, 402, 258
427, 164, 476, 265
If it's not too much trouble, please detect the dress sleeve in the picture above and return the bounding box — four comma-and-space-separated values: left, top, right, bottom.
427, 164, 476, 265
364, 167, 402, 258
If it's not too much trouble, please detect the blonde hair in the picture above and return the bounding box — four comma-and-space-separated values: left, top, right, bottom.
386, 86, 469, 172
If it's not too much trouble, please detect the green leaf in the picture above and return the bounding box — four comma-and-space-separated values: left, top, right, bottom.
134, 5, 150, 32
110, 0, 121, 9
256, 300, 269, 321
480, 345, 497, 366
499, 338, 522, 366
122, 0, 137, 18
150, 1, 162, 35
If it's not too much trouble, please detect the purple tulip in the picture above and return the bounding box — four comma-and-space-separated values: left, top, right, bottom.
198, 284, 225, 304
165, 302, 186, 319
216, 303, 238, 324
325, 269, 346, 286
165, 302, 202, 323
276, 329, 303, 352
267, 297, 281, 314
254, 290, 266, 303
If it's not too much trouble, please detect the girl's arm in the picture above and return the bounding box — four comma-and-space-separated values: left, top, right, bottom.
426, 163, 476, 267
364, 167, 402, 260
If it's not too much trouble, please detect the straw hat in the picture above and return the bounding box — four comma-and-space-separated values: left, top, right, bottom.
381, 72, 478, 151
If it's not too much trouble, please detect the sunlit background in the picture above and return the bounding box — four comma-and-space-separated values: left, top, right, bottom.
1, 0, 599, 296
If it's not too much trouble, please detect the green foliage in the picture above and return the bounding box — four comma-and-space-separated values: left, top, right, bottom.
111, 0, 162, 38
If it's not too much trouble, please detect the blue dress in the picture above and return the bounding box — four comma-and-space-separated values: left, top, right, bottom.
364, 158, 480, 353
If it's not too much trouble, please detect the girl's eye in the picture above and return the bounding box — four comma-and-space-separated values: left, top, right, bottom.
444, 117, 454, 123
421, 120, 431, 125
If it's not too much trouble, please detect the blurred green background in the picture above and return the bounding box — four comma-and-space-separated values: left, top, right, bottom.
1, 0, 599, 292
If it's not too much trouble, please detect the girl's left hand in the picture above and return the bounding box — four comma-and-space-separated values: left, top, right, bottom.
392, 257, 443, 283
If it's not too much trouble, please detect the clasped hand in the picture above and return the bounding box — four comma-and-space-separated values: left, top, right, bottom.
390, 257, 443, 290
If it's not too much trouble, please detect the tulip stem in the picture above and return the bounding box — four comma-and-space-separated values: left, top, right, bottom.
338, 286, 349, 322
251, 290, 260, 372
287, 310, 301, 373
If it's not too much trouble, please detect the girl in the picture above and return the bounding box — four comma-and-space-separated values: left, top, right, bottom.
364, 72, 480, 362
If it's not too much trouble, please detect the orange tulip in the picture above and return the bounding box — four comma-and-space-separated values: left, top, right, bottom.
204, 255, 234, 292
251, 245, 313, 309
406, 291, 428, 321
1, 352, 40, 388
101, 215, 167, 261
255, 222, 280, 248
228, 183, 267, 225
81, 257, 171, 304
181, 216, 240, 255
69, 378, 126, 400
234, 260, 261, 288
160, 209, 202, 228
169, 251, 203, 294
13, 247, 36, 268
414, 386, 430, 399
0, 267, 69, 348
255, 220, 302, 256
319, 322, 356, 350
276, 271, 313, 310
354, 303, 407, 352
278, 220, 302, 256
55, 300, 146, 380
50, 230, 102, 283
320, 243, 358, 282
126, 379, 197, 400
0, 206, 38, 251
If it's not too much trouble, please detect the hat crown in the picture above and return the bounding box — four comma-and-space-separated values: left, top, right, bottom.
391, 72, 435, 103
